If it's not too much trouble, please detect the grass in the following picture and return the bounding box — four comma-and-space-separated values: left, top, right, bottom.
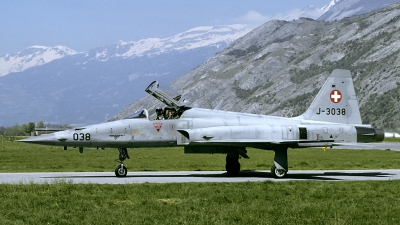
385, 137, 400, 143
1, 139, 400, 224
0, 181, 399, 224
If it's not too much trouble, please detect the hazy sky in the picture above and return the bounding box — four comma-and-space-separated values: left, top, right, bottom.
0, 0, 331, 55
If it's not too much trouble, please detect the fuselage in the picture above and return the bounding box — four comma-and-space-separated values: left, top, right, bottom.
23, 107, 383, 150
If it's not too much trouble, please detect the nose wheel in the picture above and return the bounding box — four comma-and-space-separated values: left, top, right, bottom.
115, 165, 127, 177
115, 148, 129, 177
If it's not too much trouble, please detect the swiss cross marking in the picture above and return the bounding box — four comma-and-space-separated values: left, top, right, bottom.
330, 90, 342, 103
153, 123, 163, 132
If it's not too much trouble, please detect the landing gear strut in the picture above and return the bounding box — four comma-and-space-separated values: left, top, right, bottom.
115, 148, 130, 177
271, 146, 288, 178
225, 153, 240, 176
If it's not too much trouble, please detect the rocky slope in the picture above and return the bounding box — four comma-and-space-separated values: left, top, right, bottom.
116, 2, 400, 129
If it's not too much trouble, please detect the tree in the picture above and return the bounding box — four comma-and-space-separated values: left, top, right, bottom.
37, 120, 44, 128
21, 124, 27, 135
25, 122, 36, 135
5, 125, 23, 136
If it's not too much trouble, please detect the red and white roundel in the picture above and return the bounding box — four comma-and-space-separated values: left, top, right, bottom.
330, 90, 342, 103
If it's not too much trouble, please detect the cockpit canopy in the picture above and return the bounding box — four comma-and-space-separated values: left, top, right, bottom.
124, 109, 149, 119
123, 81, 191, 121
145, 81, 191, 120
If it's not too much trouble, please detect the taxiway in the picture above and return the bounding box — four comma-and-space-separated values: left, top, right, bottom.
1, 170, 399, 184
335, 143, 400, 151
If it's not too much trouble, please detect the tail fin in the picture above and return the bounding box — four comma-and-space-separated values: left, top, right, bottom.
296, 69, 362, 124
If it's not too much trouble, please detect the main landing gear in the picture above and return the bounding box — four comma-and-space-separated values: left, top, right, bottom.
224, 146, 289, 178
115, 148, 130, 177
271, 164, 287, 178
270, 146, 288, 178
225, 153, 241, 176
224, 147, 249, 176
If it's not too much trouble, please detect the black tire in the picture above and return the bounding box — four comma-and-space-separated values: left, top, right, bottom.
225, 154, 240, 176
225, 162, 240, 176
271, 164, 287, 178
115, 165, 128, 177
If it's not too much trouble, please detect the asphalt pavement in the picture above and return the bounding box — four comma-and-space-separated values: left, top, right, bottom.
333, 143, 400, 151
1, 169, 399, 184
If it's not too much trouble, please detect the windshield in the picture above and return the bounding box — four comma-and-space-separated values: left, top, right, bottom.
124, 109, 148, 119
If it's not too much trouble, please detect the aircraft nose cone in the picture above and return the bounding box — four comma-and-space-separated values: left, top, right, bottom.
19, 134, 58, 145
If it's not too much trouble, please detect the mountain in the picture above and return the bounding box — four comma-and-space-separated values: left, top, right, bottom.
0, 46, 77, 77
116, 2, 400, 129
0, 25, 250, 126
318, 0, 400, 21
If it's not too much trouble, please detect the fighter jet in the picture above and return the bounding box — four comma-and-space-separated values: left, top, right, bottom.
20, 69, 384, 178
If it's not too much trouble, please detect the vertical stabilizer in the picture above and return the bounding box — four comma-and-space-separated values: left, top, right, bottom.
296, 69, 362, 124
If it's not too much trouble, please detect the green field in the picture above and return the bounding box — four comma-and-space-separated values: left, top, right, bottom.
1, 139, 400, 224
1, 180, 399, 224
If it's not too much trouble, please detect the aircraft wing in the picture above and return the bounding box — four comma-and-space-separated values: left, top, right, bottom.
187, 138, 375, 150
190, 139, 291, 145
177, 128, 346, 148
190, 139, 337, 145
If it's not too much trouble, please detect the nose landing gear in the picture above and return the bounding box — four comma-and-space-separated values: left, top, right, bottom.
115, 148, 129, 177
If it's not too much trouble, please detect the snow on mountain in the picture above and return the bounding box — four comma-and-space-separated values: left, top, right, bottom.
318, 0, 400, 21
5, 0, 394, 77
0, 45, 77, 77
0, 24, 250, 126
278, 0, 337, 21
0, 25, 249, 77
115, 24, 250, 58
320, 0, 341, 13
279, 0, 398, 22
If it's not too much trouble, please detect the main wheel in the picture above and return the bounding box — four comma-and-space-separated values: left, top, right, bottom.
225, 154, 240, 176
271, 165, 287, 178
115, 165, 128, 177
225, 162, 240, 176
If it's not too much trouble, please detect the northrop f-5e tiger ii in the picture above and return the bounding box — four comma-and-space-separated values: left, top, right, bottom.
20, 69, 384, 178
